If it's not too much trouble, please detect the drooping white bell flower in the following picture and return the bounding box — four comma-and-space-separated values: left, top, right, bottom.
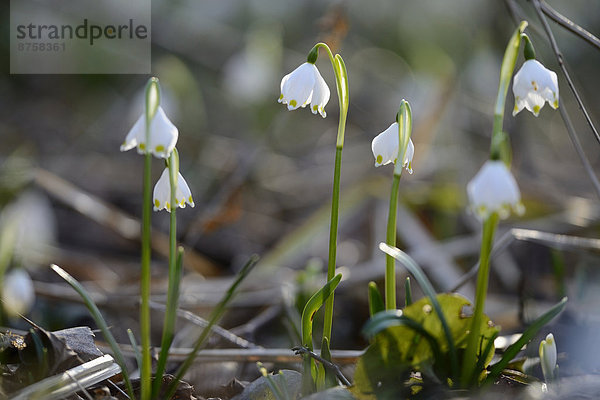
278, 62, 330, 117
512, 59, 559, 117
153, 168, 194, 212
371, 122, 415, 173
539, 333, 557, 383
2, 269, 35, 317
467, 160, 524, 220
121, 106, 178, 158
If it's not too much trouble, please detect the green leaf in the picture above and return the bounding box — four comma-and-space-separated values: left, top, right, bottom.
378, 243, 458, 380
299, 273, 342, 396
51, 264, 134, 399
367, 282, 384, 317
354, 294, 498, 397
301, 273, 343, 350
485, 297, 567, 384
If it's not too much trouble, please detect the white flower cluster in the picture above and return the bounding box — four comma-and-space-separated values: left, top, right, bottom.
121, 97, 194, 212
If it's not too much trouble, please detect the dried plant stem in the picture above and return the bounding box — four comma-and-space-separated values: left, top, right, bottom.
532, 0, 600, 146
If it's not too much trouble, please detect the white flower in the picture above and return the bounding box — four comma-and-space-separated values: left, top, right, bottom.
467, 160, 524, 220
371, 122, 415, 173
539, 333, 557, 383
512, 59, 559, 117
2, 269, 35, 317
278, 62, 330, 118
153, 168, 195, 212
121, 106, 178, 158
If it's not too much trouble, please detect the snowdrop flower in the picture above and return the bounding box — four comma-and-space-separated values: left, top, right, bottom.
278, 62, 330, 117
512, 59, 559, 117
121, 106, 178, 158
371, 122, 415, 173
467, 160, 524, 220
153, 168, 194, 212
539, 333, 557, 383
2, 269, 35, 317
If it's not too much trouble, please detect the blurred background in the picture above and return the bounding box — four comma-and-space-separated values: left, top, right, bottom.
2, 0, 600, 394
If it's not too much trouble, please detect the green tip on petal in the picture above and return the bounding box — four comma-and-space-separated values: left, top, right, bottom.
155, 145, 165, 153
154, 199, 160, 208
533, 105, 541, 114
376, 155, 383, 164
290, 100, 297, 107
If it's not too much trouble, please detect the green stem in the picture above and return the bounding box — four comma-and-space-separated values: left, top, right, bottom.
385, 173, 401, 309
311, 42, 349, 347
460, 212, 499, 387
322, 146, 342, 343
152, 150, 180, 397
140, 77, 160, 400
140, 150, 152, 400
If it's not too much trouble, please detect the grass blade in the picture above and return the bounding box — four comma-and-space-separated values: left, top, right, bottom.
368, 281, 384, 317
485, 297, 567, 384
163, 255, 259, 399
50, 264, 134, 399
379, 243, 458, 382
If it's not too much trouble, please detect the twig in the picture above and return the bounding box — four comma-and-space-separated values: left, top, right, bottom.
557, 102, 600, 198
34, 168, 220, 276
539, 0, 600, 50
292, 346, 351, 386
149, 300, 257, 349
96, 343, 363, 364
504, 0, 600, 199
451, 227, 600, 291
531, 0, 600, 146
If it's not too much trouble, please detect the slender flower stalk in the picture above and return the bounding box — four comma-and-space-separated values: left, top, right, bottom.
152, 148, 181, 398
462, 22, 527, 387
140, 77, 160, 400
373, 100, 413, 309
308, 43, 349, 349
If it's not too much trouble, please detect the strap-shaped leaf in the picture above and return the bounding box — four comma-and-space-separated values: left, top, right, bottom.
368, 281, 385, 317
485, 297, 567, 384
379, 243, 458, 381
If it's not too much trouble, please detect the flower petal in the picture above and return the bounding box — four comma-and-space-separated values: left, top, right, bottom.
148, 107, 179, 159
121, 114, 144, 152
467, 160, 523, 220
310, 66, 330, 118
153, 168, 194, 212
280, 62, 317, 111
371, 122, 399, 167
153, 168, 171, 211
512, 59, 559, 117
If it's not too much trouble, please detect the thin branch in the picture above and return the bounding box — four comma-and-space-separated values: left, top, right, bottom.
531, 0, 600, 146
504, 0, 600, 199
451, 228, 600, 292
292, 346, 352, 386
557, 102, 600, 199
539, 0, 600, 51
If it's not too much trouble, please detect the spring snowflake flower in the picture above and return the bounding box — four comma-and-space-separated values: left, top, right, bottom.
371, 122, 415, 173
512, 59, 559, 117
153, 168, 194, 212
278, 62, 330, 118
467, 160, 524, 220
539, 333, 557, 383
121, 106, 178, 158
